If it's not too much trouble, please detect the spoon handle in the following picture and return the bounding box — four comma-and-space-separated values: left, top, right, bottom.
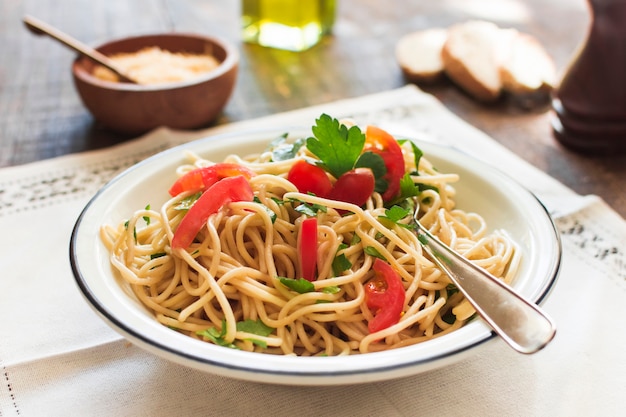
414, 218, 556, 354
22, 15, 136, 83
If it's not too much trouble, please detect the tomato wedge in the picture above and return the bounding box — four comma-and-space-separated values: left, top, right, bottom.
298, 217, 318, 281
365, 126, 405, 202
327, 168, 375, 208
364, 258, 405, 333
171, 175, 254, 249
287, 160, 333, 198
168, 163, 256, 197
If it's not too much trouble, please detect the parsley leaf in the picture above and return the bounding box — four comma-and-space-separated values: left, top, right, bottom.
279, 277, 315, 293
196, 320, 238, 349
306, 114, 365, 179
398, 139, 424, 170
364, 246, 387, 260
379, 205, 415, 230
237, 319, 275, 348
332, 252, 352, 276
322, 285, 341, 294
143, 204, 151, 225
289, 198, 327, 216
398, 173, 421, 198
174, 192, 202, 210
268, 134, 307, 161
237, 319, 275, 336
253, 196, 277, 223
385, 173, 421, 207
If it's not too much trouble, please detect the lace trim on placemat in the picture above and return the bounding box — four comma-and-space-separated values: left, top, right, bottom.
0, 144, 169, 217
555, 212, 626, 291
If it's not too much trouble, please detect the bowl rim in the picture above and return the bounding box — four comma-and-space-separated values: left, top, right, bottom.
69, 127, 562, 385
71, 32, 239, 91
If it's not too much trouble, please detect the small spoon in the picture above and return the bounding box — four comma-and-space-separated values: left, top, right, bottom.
22, 14, 137, 84
413, 213, 556, 354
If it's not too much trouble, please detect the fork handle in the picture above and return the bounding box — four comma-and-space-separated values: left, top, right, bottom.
416, 224, 556, 354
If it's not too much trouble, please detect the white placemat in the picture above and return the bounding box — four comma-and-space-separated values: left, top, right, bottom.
1, 86, 624, 416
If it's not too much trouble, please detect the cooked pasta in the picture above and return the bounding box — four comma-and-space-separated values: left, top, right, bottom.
100, 117, 520, 356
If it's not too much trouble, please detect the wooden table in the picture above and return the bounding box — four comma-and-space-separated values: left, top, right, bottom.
1, 0, 624, 217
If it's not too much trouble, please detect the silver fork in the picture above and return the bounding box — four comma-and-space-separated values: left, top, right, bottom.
413, 213, 556, 354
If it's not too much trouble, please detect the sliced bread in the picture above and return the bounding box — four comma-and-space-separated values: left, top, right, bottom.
396, 28, 448, 83
441, 20, 506, 102
499, 31, 556, 95
396, 21, 557, 104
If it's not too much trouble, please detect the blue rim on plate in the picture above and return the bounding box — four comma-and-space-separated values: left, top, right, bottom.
69, 127, 561, 386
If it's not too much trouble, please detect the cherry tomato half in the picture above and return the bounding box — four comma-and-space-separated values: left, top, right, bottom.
364, 258, 405, 333
327, 168, 375, 208
287, 160, 333, 198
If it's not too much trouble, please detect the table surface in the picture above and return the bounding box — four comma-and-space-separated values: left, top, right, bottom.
1, 0, 624, 218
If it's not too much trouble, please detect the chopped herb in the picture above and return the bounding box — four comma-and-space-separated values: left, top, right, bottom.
332, 254, 352, 276
142, 204, 151, 225
279, 277, 315, 293
267, 132, 289, 149
174, 192, 202, 210
332, 243, 352, 276
446, 283, 459, 297
416, 183, 439, 194
398, 139, 424, 171
306, 114, 366, 179
196, 320, 238, 349
237, 318, 274, 336
379, 205, 415, 230
384, 173, 421, 207
237, 319, 275, 348
315, 286, 340, 303
442, 309, 456, 324
271, 197, 286, 205
399, 173, 421, 198
290, 198, 327, 216
253, 196, 277, 223
364, 246, 387, 260
322, 286, 341, 294
150, 252, 167, 260
269, 134, 307, 161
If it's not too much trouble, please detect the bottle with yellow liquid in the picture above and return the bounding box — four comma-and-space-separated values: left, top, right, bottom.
242, 0, 336, 51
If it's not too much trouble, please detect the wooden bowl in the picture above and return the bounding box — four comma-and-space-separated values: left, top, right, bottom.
72, 33, 238, 135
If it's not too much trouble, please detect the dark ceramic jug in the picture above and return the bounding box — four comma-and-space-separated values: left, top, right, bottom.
552, 0, 626, 153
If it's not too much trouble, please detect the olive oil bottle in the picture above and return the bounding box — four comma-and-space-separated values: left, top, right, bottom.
242, 0, 336, 51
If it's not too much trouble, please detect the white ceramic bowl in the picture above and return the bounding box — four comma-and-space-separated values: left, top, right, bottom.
70, 128, 561, 386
